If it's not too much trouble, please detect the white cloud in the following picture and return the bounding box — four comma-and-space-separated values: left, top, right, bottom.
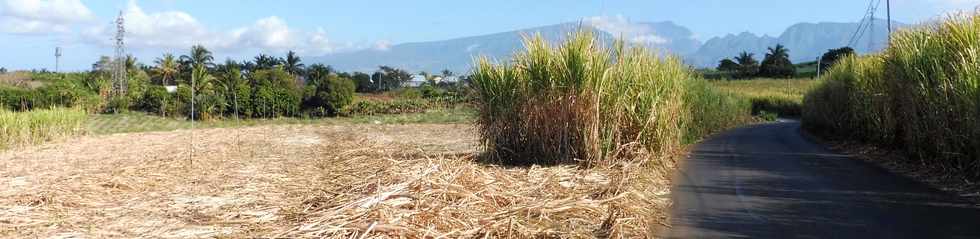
231, 16, 295, 50
373, 40, 392, 51
584, 15, 671, 46
306, 27, 335, 55
0, 0, 93, 34
118, 1, 209, 48
631, 35, 668, 45
82, 1, 351, 56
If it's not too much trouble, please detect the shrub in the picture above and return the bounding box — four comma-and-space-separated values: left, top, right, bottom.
105, 96, 131, 113
125, 70, 152, 109
749, 96, 801, 117
420, 84, 439, 98
472, 31, 751, 166
303, 75, 356, 116
230, 78, 252, 117
340, 99, 429, 116
0, 85, 32, 110
175, 84, 193, 117
351, 72, 375, 93
250, 69, 302, 118
803, 12, 980, 178
758, 111, 778, 121
140, 85, 175, 116
35, 80, 102, 112
0, 80, 101, 112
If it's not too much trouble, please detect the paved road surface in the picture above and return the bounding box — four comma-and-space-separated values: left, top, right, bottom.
668, 120, 980, 238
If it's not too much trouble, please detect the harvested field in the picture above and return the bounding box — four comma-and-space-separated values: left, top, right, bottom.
0, 123, 671, 238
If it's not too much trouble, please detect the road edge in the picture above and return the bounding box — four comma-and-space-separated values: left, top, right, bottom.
797, 127, 980, 206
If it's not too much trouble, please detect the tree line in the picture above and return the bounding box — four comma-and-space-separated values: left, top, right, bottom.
715, 45, 854, 79
1, 45, 465, 120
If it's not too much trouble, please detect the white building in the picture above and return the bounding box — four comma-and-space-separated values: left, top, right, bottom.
406, 74, 428, 87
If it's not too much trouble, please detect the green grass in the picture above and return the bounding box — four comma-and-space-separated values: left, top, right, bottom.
795, 61, 818, 78
0, 107, 87, 149
345, 106, 476, 124
472, 31, 752, 166
85, 112, 320, 135
803, 12, 980, 179
683, 79, 754, 143
711, 78, 817, 117
85, 108, 476, 135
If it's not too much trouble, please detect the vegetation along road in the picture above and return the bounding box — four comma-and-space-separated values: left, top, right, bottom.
668, 120, 980, 238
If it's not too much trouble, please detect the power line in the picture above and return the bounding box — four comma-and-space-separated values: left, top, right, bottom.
847, 9, 870, 46
848, 0, 883, 50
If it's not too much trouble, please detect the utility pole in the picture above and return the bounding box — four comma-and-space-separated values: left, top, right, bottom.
869, 8, 875, 51
886, 0, 892, 42
54, 47, 61, 73
816, 56, 822, 79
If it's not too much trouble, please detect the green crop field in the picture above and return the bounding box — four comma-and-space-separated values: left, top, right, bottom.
710, 78, 817, 118
0, 108, 87, 149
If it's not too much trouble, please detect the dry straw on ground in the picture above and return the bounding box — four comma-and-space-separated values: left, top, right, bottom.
1, 123, 671, 238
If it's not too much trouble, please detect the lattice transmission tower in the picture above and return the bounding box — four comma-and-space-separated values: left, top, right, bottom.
111, 11, 127, 96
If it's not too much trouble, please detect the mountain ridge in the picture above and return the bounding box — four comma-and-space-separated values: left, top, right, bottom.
311, 18, 905, 73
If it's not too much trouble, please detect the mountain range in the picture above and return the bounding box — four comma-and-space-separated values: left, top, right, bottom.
310, 18, 904, 73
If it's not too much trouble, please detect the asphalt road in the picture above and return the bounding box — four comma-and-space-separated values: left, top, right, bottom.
668, 120, 980, 238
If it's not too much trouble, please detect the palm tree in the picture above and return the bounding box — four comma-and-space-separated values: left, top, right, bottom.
178, 45, 214, 84
190, 63, 220, 120
717, 59, 739, 72
216, 59, 245, 118
305, 63, 332, 86
734, 51, 759, 78
253, 54, 283, 70
153, 53, 179, 85
284, 50, 305, 76
191, 63, 214, 93
124, 55, 139, 71
180, 45, 214, 69
735, 52, 757, 66
765, 44, 790, 61
760, 44, 795, 78
441, 69, 453, 77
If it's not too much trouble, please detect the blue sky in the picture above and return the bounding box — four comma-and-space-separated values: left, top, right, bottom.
1, 0, 978, 71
